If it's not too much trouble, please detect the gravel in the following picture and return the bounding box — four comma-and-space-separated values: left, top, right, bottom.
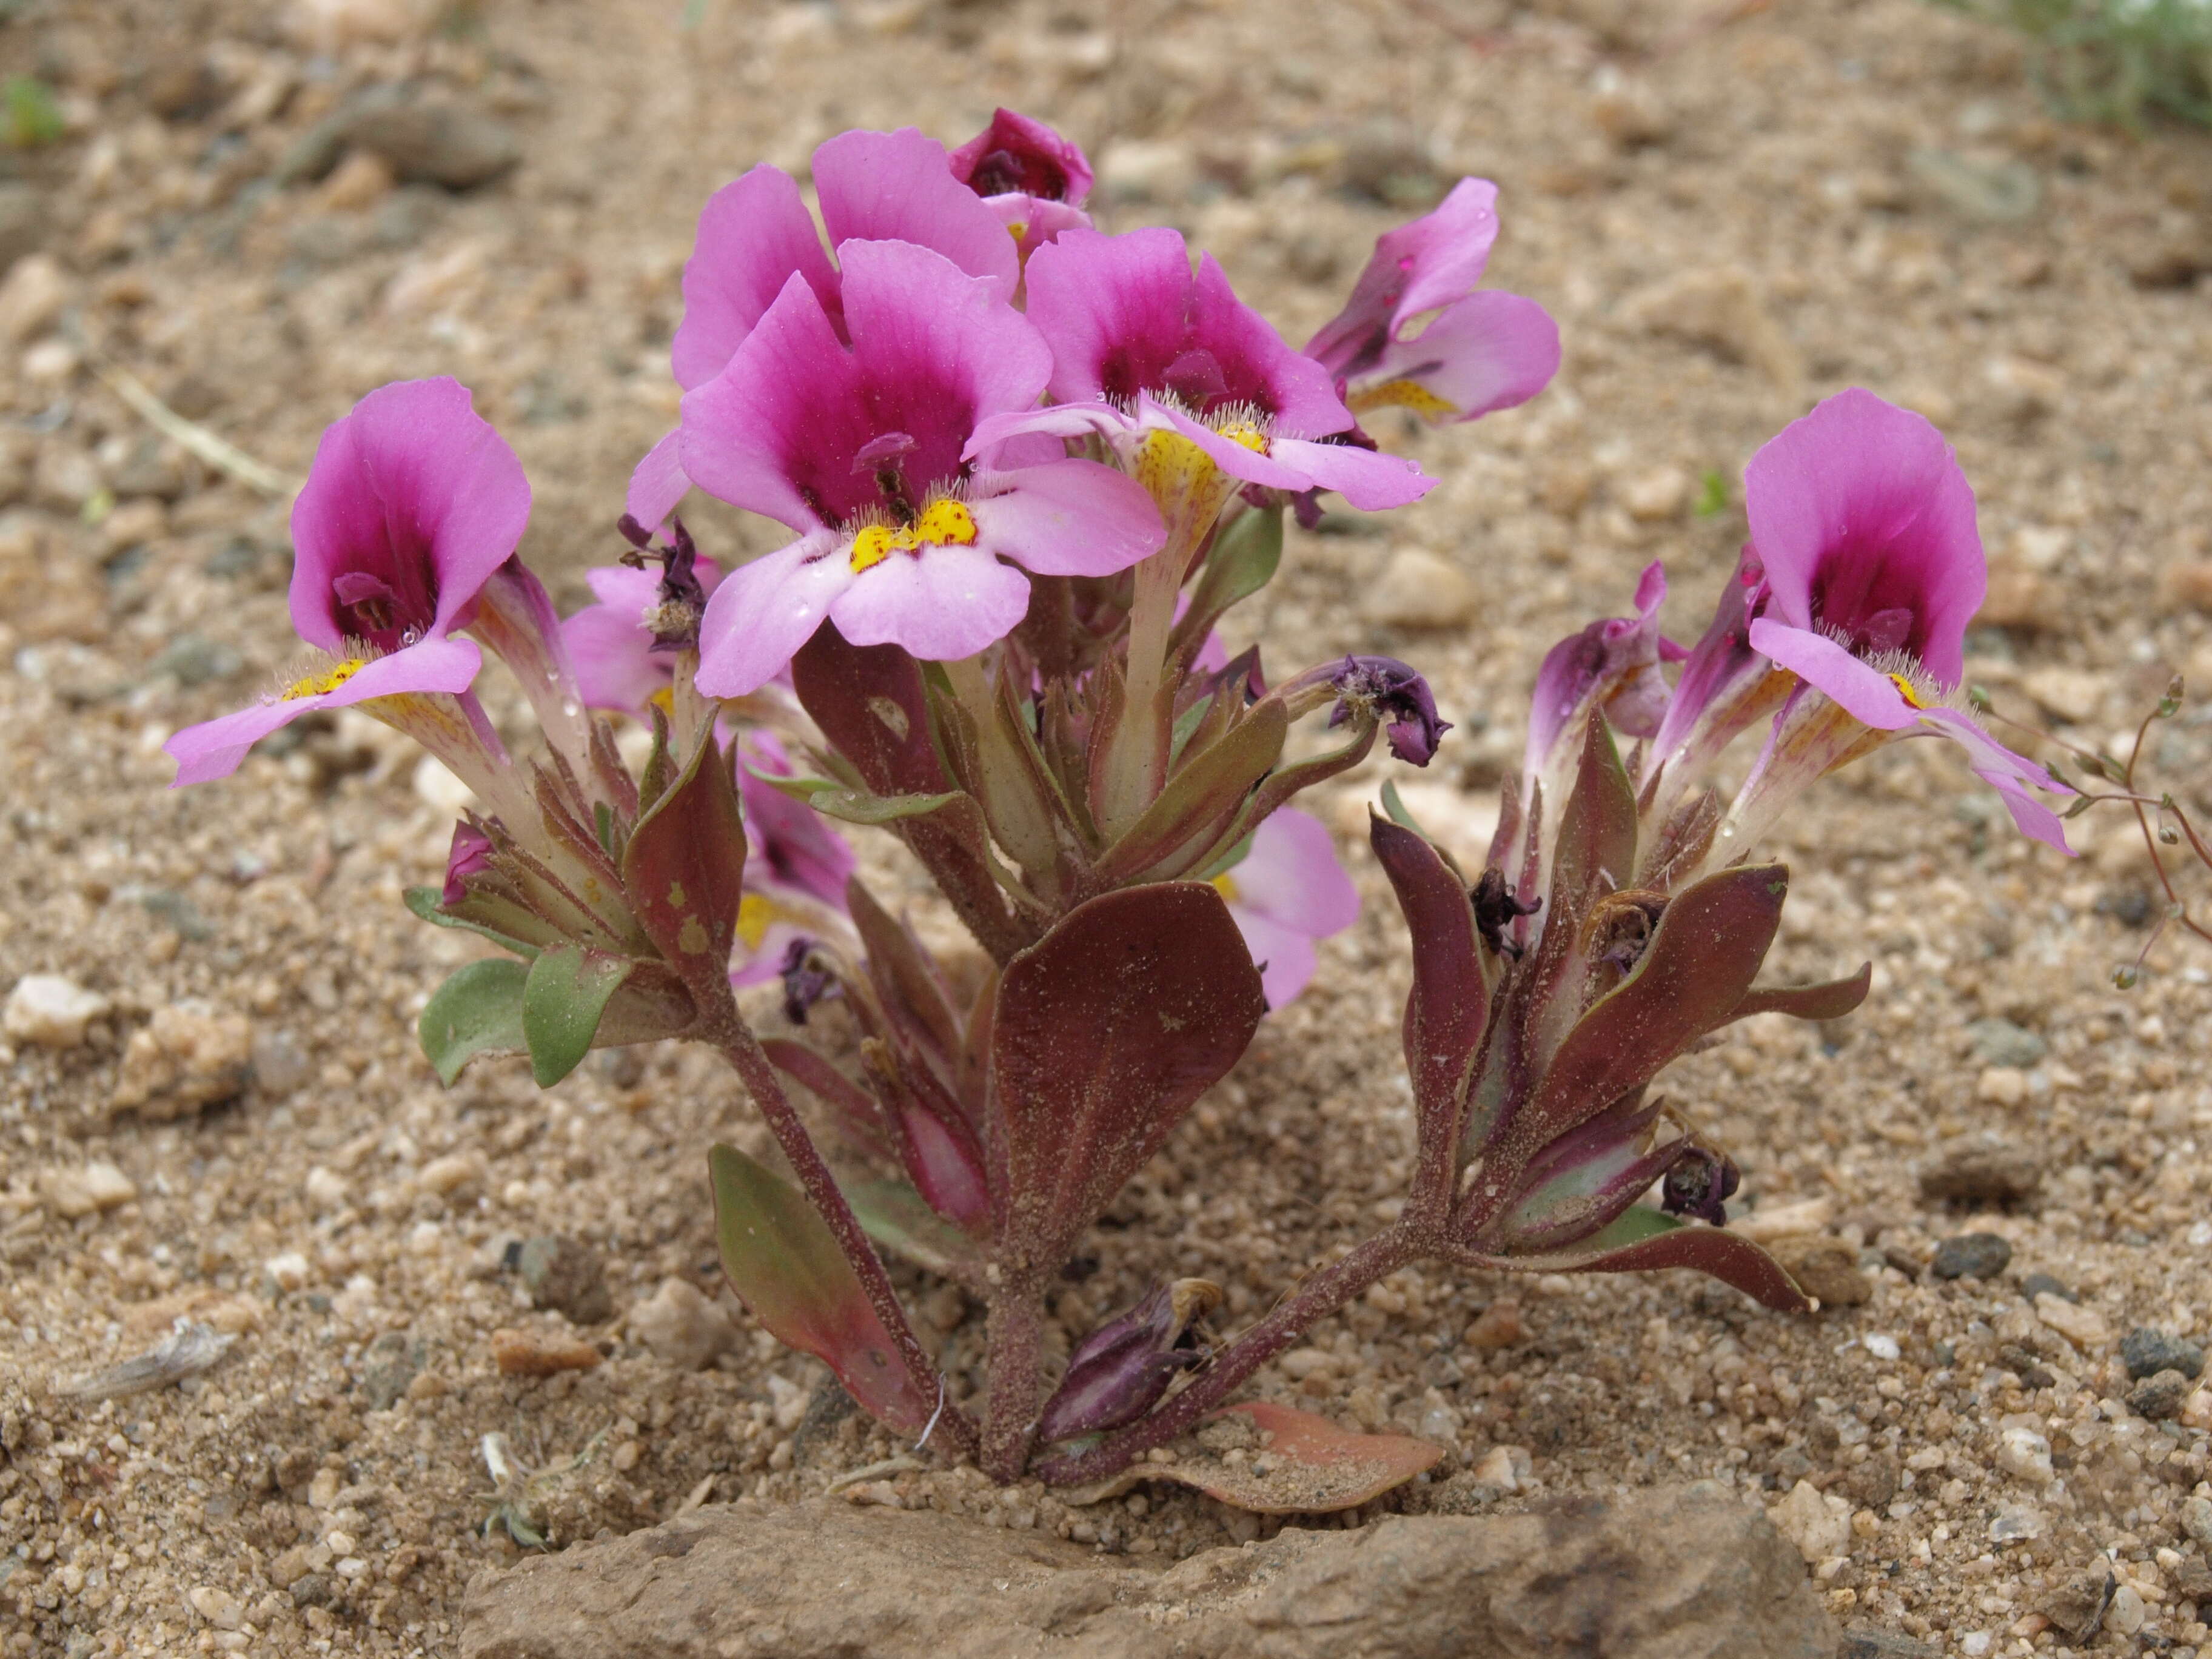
5, 1, 2212, 1654
1929, 1232, 2013, 1281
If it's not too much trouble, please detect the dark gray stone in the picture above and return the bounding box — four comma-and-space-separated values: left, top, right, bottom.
1929, 1232, 2012, 1280
2129, 1369, 2193, 1421
2019, 1272, 2074, 1304
358, 1331, 422, 1410
281, 81, 520, 191
461, 1484, 1838, 1659
1837, 1629, 1938, 1659
2120, 1327, 2206, 1381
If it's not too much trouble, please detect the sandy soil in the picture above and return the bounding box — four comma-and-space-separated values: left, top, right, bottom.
4, 0, 2212, 1654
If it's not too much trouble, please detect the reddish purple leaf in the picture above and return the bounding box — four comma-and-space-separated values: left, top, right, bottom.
622, 729, 747, 970
1726, 963, 1872, 1025
709, 1143, 936, 1433
993, 883, 1264, 1264
1482, 1207, 1811, 1313
1370, 816, 1487, 1145
1506, 863, 1786, 1170
1173, 1402, 1443, 1514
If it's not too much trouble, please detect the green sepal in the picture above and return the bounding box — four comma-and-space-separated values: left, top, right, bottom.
418, 957, 531, 1085
402, 885, 547, 958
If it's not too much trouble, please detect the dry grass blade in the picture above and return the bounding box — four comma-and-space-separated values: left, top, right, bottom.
59, 1318, 236, 1401
91, 358, 298, 500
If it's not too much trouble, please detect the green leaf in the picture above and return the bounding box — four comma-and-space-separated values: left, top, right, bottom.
808, 787, 966, 826
418, 958, 529, 1085
1379, 779, 1429, 836
1173, 504, 1284, 663
521, 945, 635, 1087
709, 1144, 933, 1433
402, 885, 547, 958
1093, 701, 1289, 884
841, 1177, 987, 1282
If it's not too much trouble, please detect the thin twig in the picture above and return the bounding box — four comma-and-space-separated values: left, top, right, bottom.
91, 358, 298, 499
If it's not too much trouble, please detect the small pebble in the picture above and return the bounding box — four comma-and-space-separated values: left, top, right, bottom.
517, 1235, 614, 1325
628, 1277, 739, 1371
188, 1586, 245, 1631
1995, 1425, 2053, 1483
2034, 1295, 2111, 1350
2127, 1369, 2191, 1421
2017, 1272, 2073, 1303
1966, 1017, 2046, 1068
4, 973, 110, 1048
1974, 1065, 2027, 1106
1862, 1333, 1900, 1361
1362, 548, 1477, 629
109, 1000, 254, 1119
2182, 1495, 2212, 1547
41, 1159, 138, 1218
418, 1152, 484, 1196
490, 1327, 602, 1376
1919, 1143, 2040, 1207
2119, 1326, 2205, 1381
2105, 1583, 2145, 1636
1463, 1298, 1527, 1350
1767, 1235, 1872, 1307
1930, 1233, 2012, 1280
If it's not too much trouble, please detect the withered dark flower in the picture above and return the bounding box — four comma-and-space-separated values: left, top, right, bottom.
1470, 866, 1541, 958
1660, 1145, 1740, 1227
1326, 655, 1451, 766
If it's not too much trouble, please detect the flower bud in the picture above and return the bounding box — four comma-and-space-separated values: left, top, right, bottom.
1036, 1278, 1221, 1444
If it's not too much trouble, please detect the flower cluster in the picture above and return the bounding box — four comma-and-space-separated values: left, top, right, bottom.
165, 107, 2072, 1496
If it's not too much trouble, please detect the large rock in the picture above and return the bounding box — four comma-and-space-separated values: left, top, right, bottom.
463, 1482, 1835, 1659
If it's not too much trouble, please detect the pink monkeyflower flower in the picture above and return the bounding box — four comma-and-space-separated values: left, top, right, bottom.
440, 819, 496, 907
946, 107, 1094, 264
1212, 808, 1360, 1010
683, 238, 1164, 698
627, 126, 1027, 534
1732, 389, 2072, 852
164, 378, 538, 800
1304, 178, 1561, 426
986, 226, 1434, 528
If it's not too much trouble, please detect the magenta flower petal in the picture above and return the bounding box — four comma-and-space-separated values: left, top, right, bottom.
695, 535, 855, 699
1744, 389, 1983, 687
290, 378, 530, 655
813, 129, 1019, 303
1025, 229, 1353, 437
1216, 808, 1359, 1008
672, 164, 843, 393
1144, 397, 1314, 492
1919, 708, 2075, 854
1746, 618, 1917, 731
1228, 909, 1319, 1011
164, 635, 483, 786
625, 428, 690, 534
826, 538, 1033, 662
1268, 436, 1433, 512
1305, 177, 1501, 380
947, 108, 1094, 207
968, 460, 1165, 578
1232, 808, 1361, 935
1526, 560, 1674, 776
1361, 290, 1561, 423
681, 271, 860, 531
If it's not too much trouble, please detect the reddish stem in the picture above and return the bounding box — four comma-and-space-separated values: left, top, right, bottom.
699, 994, 980, 1461
981, 1267, 1048, 1482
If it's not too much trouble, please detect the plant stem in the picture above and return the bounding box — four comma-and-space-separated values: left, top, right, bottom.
699, 995, 980, 1461
1035, 1228, 1423, 1486
980, 1267, 1047, 1481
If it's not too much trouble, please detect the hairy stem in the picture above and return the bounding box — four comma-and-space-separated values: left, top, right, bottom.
981, 1268, 1048, 1481
699, 992, 980, 1461
1036, 1228, 1423, 1486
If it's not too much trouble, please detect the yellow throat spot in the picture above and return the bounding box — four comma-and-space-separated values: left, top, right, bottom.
736, 892, 774, 951
849, 498, 979, 575
1348, 378, 1460, 421
281, 659, 366, 700
1216, 421, 1269, 454
1886, 673, 1932, 711
1210, 872, 1241, 905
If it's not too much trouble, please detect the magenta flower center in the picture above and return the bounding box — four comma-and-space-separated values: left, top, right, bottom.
326, 550, 440, 653
1808, 543, 1938, 665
